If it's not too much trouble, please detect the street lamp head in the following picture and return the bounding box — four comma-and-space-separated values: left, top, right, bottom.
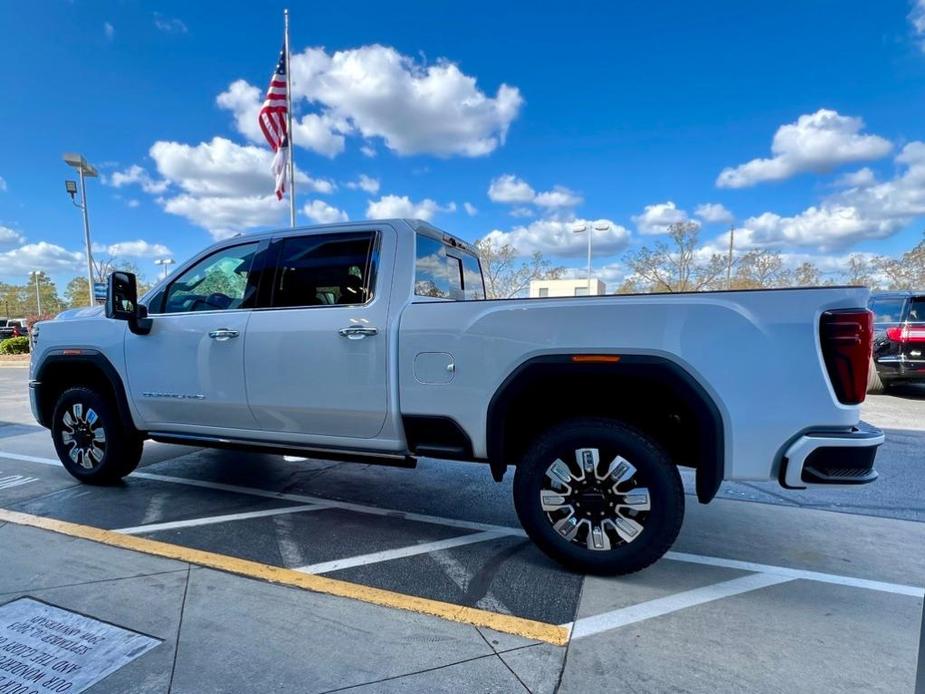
62, 153, 98, 177
64, 179, 78, 199
592, 220, 612, 231
154, 257, 175, 266
572, 223, 588, 234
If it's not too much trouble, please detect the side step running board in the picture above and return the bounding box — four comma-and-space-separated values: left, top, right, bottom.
147, 432, 417, 469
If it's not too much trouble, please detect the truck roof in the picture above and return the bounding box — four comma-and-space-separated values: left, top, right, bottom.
221, 218, 475, 254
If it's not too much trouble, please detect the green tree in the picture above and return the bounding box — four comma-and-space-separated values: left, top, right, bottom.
65, 276, 90, 308
20, 272, 62, 318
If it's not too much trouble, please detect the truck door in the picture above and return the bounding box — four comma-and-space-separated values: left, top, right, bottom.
123, 241, 264, 431
244, 227, 392, 439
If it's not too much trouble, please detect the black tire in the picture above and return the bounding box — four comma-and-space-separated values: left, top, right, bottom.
866, 358, 885, 395
513, 417, 683, 575
51, 386, 143, 484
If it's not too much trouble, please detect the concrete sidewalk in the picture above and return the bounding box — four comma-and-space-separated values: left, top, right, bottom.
0, 521, 558, 693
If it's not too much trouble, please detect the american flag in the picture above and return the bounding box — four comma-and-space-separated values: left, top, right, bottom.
258, 43, 290, 200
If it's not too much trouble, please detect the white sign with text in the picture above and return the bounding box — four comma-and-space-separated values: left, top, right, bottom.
0, 597, 160, 694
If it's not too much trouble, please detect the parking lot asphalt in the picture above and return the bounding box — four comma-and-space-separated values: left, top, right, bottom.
0, 365, 922, 692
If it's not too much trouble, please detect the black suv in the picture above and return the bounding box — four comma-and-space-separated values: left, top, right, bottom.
867, 291, 925, 393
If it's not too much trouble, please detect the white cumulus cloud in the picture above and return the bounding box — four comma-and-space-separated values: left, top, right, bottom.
303, 200, 349, 224
488, 174, 582, 210
694, 203, 734, 224
0, 242, 83, 277
716, 109, 892, 188
143, 137, 335, 237
483, 218, 630, 258
346, 174, 380, 194
218, 45, 522, 159
488, 174, 535, 204
632, 201, 690, 234
162, 194, 287, 240
912, 1, 925, 51
715, 141, 925, 251
105, 240, 172, 258
107, 165, 169, 194
463, 202, 478, 216
366, 194, 452, 221
0, 226, 25, 247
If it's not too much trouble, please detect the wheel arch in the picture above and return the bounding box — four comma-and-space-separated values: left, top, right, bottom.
33, 350, 139, 434
486, 354, 725, 503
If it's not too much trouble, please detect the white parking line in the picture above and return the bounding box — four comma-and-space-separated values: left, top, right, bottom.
0, 474, 39, 490
114, 504, 326, 534
565, 573, 795, 639
295, 530, 508, 575
3, 449, 924, 600
665, 551, 925, 598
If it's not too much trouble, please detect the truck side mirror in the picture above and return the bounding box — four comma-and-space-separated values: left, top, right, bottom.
106, 272, 152, 335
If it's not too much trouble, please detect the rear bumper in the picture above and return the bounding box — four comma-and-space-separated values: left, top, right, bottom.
781, 421, 883, 489
875, 355, 925, 382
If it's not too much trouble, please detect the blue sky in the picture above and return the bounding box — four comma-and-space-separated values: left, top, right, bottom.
1, 1, 925, 289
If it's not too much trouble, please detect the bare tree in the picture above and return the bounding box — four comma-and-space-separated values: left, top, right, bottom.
872, 232, 925, 290
844, 254, 875, 287
623, 222, 727, 293
731, 249, 791, 289
475, 239, 564, 299
792, 261, 824, 287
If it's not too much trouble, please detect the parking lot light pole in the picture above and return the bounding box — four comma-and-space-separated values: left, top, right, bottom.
28, 271, 42, 316
154, 257, 176, 280
63, 153, 98, 307
571, 221, 612, 295
572, 223, 593, 293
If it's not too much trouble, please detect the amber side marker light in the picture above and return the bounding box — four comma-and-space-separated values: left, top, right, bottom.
570, 354, 621, 363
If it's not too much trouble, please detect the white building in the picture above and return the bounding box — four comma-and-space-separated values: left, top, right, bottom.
529, 278, 607, 298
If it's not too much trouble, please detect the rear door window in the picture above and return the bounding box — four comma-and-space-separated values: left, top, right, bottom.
269, 232, 376, 308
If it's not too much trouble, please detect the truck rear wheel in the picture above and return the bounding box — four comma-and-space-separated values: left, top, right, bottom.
513, 417, 683, 575
866, 357, 885, 395
51, 386, 143, 484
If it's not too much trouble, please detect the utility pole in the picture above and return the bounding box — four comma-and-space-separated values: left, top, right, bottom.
725, 224, 735, 290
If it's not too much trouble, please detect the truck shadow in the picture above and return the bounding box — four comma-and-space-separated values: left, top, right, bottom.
885, 383, 925, 401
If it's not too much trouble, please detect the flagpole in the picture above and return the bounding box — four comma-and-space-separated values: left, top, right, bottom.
284, 8, 296, 228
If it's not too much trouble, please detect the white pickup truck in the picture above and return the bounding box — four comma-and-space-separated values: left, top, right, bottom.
29, 219, 883, 574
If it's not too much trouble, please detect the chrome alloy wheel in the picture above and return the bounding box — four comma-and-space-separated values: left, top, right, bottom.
60, 402, 106, 470
540, 448, 651, 551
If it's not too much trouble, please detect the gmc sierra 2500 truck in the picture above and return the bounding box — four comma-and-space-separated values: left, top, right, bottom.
28, 219, 883, 574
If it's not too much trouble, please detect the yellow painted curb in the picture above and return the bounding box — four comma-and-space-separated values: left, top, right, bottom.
0, 508, 569, 646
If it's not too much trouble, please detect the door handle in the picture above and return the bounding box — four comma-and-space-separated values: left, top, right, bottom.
338, 326, 378, 340
208, 328, 240, 341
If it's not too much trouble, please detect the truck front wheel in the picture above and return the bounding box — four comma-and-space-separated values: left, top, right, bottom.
51, 386, 143, 484
513, 417, 683, 575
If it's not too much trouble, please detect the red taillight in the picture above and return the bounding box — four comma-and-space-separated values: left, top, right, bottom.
820, 309, 872, 405
886, 325, 925, 343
